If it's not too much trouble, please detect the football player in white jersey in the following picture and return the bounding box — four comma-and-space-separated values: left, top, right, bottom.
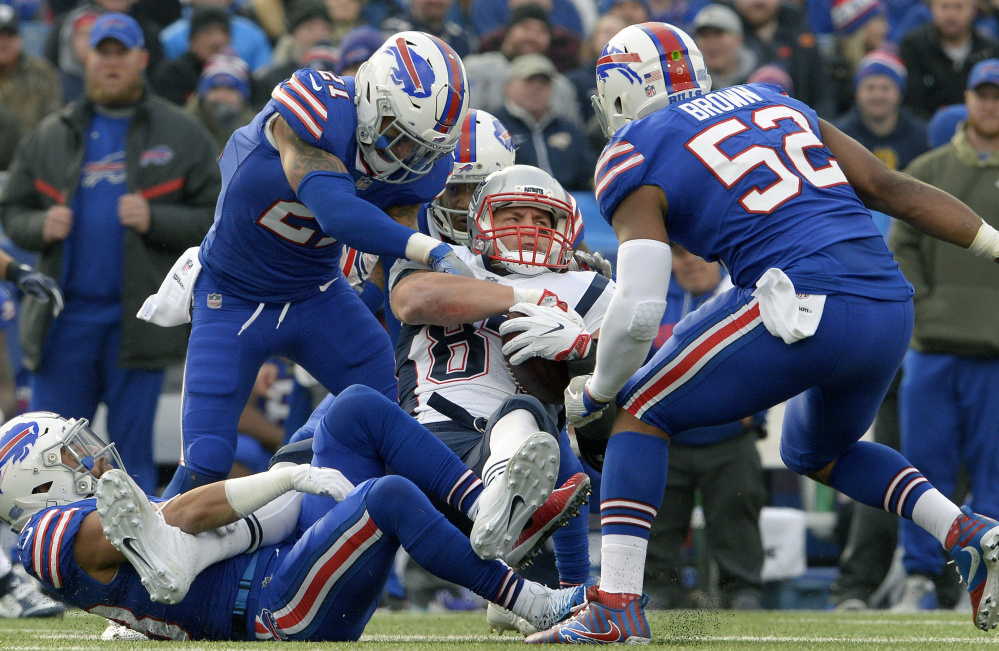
390, 165, 616, 632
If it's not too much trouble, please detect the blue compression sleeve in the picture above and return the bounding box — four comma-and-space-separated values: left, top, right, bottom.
296, 171, 416, 260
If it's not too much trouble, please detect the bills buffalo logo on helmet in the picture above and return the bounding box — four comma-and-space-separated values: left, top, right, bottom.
596, 45, 643, 84
0, 423, 40, 490
388, 39, 436, 99
492, 119, 514, 152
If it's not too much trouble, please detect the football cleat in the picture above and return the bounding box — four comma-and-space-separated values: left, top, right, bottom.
471, 432, 559, 561
523, 582, 589, 632
96, 469, 199, 605
945, 506, 999, 631
506, 472, 591, 568
487, 603, 537, 636
101, 621, 149, 640
526, 587, 651, 644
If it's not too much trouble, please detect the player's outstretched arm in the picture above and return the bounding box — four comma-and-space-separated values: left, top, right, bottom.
271, 115, 472, 276
160, 463, 354, 535
820, 119, 995, 256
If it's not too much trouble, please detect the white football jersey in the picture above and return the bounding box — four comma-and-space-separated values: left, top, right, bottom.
390, 246, 615, 424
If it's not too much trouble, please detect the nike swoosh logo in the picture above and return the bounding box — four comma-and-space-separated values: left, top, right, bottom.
319, 278, 337, 291
965, 545, 982, 581
541, 323, 565, 336
566, 387, 581, 401
121, 537, 154, 571
508, 496, 525, 530
309, 75, 323, 92
577, 621, 622, 642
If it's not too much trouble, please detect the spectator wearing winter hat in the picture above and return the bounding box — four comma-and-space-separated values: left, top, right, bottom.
382, 0, 472, 57
150, 6, 232, 106
599, 0, 650, 26
187, 53, 255, 152
828, 0, 889, 115
693, 4, 757, 90
335, 25, 384, 76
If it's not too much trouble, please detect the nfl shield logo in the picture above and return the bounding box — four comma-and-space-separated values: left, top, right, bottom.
207, 293, 222, 309
355, 176, 373, 190
645, 85, 656, 97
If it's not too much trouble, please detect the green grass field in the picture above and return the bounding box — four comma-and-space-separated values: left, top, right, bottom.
1, 609, 998, 650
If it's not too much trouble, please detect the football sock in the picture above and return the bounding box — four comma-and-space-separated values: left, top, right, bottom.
827, 441, 940, 522
482, 409, 544, 487
191, 520, 253, 574
598, 431, 668, 595
316, 386, 483, 517
552, 428, 591, 586
913, 489, 963, 546
365, 475, 524, 610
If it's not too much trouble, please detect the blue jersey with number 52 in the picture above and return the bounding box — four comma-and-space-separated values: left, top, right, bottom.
200, 69, 452, 303
595, 83, 912, 301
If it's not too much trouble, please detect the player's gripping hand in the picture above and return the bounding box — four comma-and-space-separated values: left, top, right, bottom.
7, 262, 63, 317
428, 242, 474, 277
564, 374, 611, 428
569, 250, 613, 278
500, 302, 592, 365
290, 464, 355, 501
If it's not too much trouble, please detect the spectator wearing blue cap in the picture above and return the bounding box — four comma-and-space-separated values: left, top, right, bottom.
187, 53, 255, 152
0, 12, 221, 496
888, 56, 999, 613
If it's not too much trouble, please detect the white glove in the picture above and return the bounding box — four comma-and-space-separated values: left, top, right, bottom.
499, 302, 592, 365
564, 374, 612, 428
290, 465, 355, 502
569, 250, 613, 278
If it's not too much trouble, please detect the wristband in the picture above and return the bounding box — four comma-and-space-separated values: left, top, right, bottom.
512, 287, 543, 306
405, 232, 443, 265
969, 222, 999, 260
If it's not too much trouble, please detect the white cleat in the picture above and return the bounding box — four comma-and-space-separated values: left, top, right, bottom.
96, 470, 199, 605
487, 603, 537, 636
471, 432, 559, 561
101, 621, 149, 641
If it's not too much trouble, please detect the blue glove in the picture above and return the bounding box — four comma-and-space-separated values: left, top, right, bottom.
564, 374, 611, 428
428, 242, 474, 277
7, 262, 63, 316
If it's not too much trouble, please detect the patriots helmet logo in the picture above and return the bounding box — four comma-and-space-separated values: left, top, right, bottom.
388, 38, 436, 99
596, 45, 643, 84
492, 118, 514, 152
0, 423, 39, 493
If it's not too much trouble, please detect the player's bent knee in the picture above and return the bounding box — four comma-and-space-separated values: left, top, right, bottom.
322, 385, 395, 436
488, 395, 558, 438
364, 475, 431, 533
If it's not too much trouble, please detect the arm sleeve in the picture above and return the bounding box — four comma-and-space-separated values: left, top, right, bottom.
296, 171, 420, 260
588, 239, 672, 402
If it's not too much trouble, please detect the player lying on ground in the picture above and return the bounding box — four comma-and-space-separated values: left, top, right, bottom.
530, 22, 999, 644
0, 386, 586, 641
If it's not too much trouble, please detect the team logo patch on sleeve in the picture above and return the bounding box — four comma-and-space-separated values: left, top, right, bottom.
207, 293, 222, 309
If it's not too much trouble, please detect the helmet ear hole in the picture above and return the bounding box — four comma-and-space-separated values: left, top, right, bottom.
32, 481, 52, 495
614, 97, 624, 113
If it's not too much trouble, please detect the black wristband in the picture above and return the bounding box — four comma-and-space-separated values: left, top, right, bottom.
5, 260, 24, 284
